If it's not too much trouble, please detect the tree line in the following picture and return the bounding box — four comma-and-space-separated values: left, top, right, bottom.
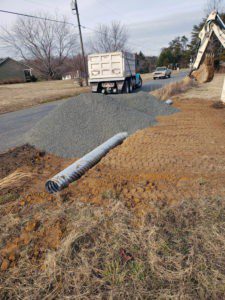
0, 0, 224, 80
157, 12, 225, 69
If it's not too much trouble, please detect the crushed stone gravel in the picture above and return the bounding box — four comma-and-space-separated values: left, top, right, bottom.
112, 92, 179, 115
26, 92, 178, 158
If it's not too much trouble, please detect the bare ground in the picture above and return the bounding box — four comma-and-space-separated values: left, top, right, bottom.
0, 80, 89, 115
177, 73, 224, 101
0, 78, 225, 298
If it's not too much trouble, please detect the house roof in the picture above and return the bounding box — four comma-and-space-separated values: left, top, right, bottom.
0, 57, 32, 69
0, 57, 9, 65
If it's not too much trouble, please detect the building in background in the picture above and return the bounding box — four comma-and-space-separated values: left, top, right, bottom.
0, 57, 33, 84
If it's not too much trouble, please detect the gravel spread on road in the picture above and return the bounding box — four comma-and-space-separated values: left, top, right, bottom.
26, 92, 178, 158
112, 92, 179, 115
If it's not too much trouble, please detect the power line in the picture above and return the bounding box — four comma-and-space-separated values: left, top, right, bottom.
81, 1, 142, 49
0, 8, 151, 53
81, 25, 143, 49
0, 9, 77, 27
0, 8, 140, 48
83, 25, 158, 54
95, 0, 124, 19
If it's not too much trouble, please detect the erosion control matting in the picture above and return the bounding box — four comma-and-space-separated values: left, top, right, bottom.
26, 92, 178, 158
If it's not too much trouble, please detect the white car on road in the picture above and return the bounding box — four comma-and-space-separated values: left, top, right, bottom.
153, 67, 172, 80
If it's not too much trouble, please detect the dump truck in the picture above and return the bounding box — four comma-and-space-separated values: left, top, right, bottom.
88, 51, 142, 94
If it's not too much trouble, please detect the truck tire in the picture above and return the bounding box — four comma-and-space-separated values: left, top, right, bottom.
137, 77, 142, 88
129, 80, 133, 93
123, 80, 130, 94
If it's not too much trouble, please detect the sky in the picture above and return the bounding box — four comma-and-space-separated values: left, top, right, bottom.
0, 0, 210, 57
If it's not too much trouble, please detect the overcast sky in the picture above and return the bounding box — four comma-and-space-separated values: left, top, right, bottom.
0, 0, 209, 57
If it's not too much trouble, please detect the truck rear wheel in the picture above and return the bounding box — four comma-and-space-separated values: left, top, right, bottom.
129, 80, 133, 93
123, 80, 130, 94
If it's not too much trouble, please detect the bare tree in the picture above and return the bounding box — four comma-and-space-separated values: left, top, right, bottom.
89, 21, 129, 53
205, 0, 224, 13
0, 14, 78, 79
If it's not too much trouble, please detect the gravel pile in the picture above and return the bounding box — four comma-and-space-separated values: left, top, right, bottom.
26, 92, 178, 158
112, 92, 179, 116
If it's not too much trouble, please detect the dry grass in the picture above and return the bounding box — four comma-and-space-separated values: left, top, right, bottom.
0, 80, 89, 114
0, 195, 224, 299
151, 76, 197, 100
0, 170, 33, 191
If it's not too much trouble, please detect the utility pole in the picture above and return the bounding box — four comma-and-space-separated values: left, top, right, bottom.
71, 0, 88, 86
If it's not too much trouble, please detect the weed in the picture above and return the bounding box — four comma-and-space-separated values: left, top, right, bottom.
0, 192, 19, 204
198, 177, 207, 186
101, 189, 116, 200
151, 76, 197, 100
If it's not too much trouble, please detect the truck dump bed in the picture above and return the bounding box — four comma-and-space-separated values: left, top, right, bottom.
88, 52, 136, 82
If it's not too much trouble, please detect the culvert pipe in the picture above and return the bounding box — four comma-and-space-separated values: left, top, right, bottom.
45, 132, 128, 194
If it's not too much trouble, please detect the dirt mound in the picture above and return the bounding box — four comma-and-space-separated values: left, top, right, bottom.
26, 93, 177, 158
192, 54, 215, 83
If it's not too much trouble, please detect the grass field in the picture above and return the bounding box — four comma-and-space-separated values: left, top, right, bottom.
0, 80, 89, 115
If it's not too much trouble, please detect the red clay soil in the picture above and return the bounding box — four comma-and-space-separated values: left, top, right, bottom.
0, 99, 225, 271
70, 99, 225, 215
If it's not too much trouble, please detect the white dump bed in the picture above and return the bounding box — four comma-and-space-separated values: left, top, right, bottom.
88, 51, 136, 82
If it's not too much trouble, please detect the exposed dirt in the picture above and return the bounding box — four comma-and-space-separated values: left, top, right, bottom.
0, 97, 225, 273
71, 98, 225, 214
0, 146, 74, 271
191, 54, 215, 83
178, 73, 224, 101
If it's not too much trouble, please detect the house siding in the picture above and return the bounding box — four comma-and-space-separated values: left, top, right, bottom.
0, 59, 27, 83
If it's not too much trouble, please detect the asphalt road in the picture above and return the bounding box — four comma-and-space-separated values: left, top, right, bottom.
142, 70, 188, 92
0, 71, 187, 153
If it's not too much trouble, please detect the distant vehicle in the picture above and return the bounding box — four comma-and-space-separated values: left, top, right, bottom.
88, 51, 142, 94
153, 67, 172, 80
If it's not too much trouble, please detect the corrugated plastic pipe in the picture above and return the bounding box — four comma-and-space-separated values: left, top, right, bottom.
45, 132, 128, 194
